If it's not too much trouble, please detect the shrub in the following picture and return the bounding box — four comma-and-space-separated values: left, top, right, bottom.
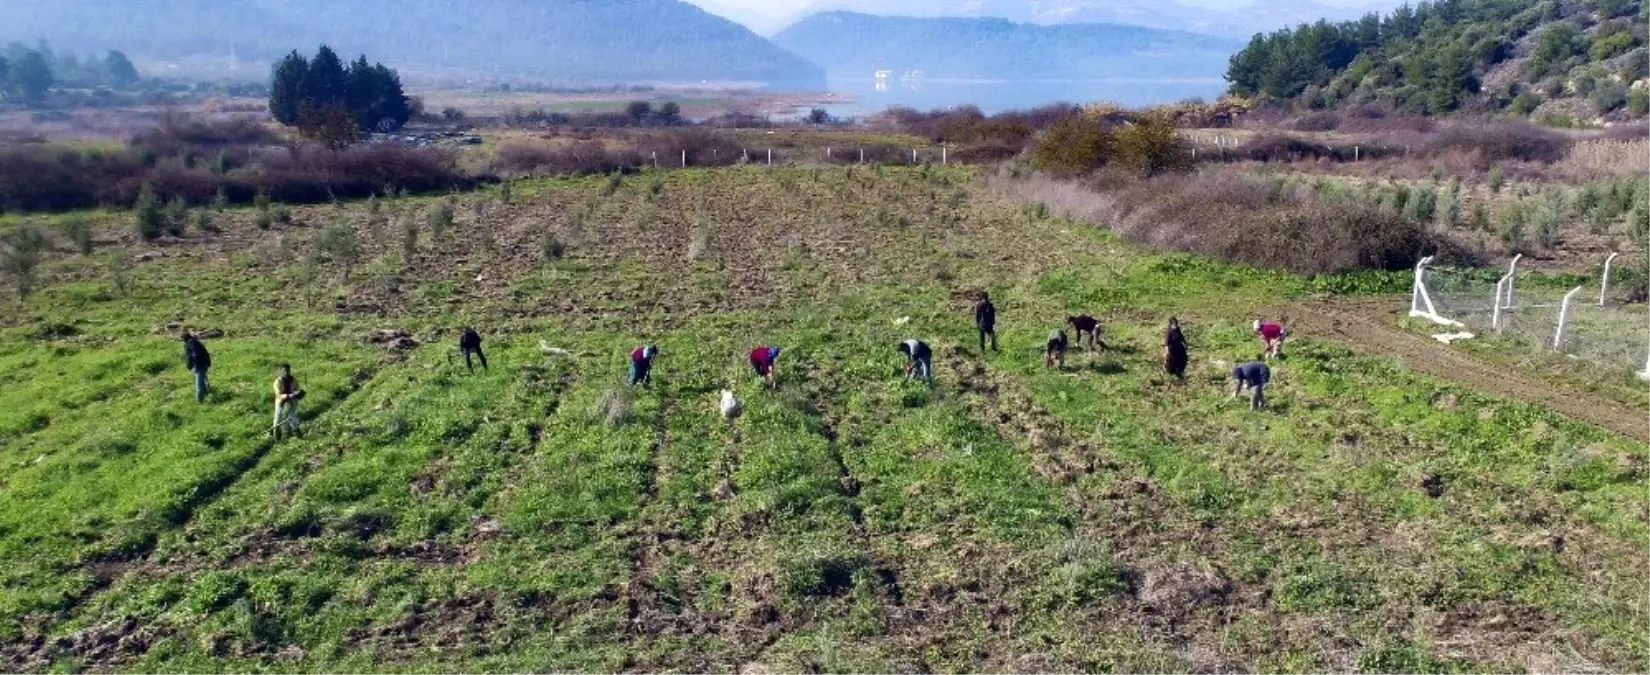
0, 225, 49, 298
133, 184, 164, 240
1629, 88, 1650, 116
400, 215, 419, 259
1114, 115, 1189, 176
256, 210, 273, 230
1592, 84, 1629, 114
253, 189, 271, 212
194, 210, 219, 234
316, 221, 357, 264
1488, 165, 1505, 193
429, 200, 454, 241
1496, 204, 1526, 251
1404, 185, 1437, 222
271, 203, 293, 225
541, 230, 566, 264
1030, 114, 1113, 176
60, 217, 93, 255
163, 197, 188, 236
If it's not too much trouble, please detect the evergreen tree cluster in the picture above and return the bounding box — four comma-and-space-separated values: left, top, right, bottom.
1225, 0, 1648, 115
269, 45, 411, 136
0, 41, 141, 107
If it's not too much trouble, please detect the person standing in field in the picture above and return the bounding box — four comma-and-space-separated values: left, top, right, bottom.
182, 332, 211, 403
272, 364, 305, 440
628, 344, 659, 388
458, 327, 487, 374
1163, 317, 1189, 379
1231, 360, 1271, 411
749, 345, 782, 387
897, 339, 934, 386
1045, 328, 1068, 369
974, 292, 999, 354
1254, 319, 1287, 360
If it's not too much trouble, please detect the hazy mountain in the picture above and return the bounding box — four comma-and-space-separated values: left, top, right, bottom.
780, 0, 1400, 37
773, 11, 1238, 81
687, 0, 791, 33
0, 0, 825, 88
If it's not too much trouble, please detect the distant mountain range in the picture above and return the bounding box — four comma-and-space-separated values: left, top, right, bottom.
700, 0, 1404, 37
773, 11, 1239, 82
0, 0, 825, 89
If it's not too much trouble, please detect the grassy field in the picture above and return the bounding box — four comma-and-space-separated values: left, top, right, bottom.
0, 166, 1645, 672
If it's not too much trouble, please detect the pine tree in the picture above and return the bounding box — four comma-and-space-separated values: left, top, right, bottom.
11, 48, 53, 107
103, 50, 138, 88
269, 51, 309, 126
301, 45, 348, 112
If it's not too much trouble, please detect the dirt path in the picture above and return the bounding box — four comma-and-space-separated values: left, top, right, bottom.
1288, 300, 1648, 443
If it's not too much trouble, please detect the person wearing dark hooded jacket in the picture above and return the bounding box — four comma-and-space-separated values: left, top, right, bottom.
458, 327, 487, 374
974, 292, 998, 354
1163, 318, 1189, 379
182, 332, 211, 403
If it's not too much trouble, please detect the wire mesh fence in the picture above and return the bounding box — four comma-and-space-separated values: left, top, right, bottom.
1414, 255, 1650, 377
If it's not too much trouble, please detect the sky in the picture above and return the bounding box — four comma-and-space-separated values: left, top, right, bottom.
689, 0, 1397, 17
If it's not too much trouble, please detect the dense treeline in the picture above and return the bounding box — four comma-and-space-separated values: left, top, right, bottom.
1226, 0, 1649, 116
269, 46, 412, 140
0, 41, 140, 107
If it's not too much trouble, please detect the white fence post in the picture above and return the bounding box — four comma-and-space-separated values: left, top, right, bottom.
767, 148, 772, 166
1409, 255, 1462, 327
859, 148, 864, 164
1599, 252, 1619, 306
651, 151, 657, 169
912, 148, 918, 164
1491, 274, 1511, 332
682, 150, 687, 168
827, 147, 832, 160
942, 145, 947, 165
1552, 285, 1585, 351
1503, 254, 1522, 309
1639, 340, 1650, 381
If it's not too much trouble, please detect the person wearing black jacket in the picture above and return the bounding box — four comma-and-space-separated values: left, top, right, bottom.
974, 292, 998, 354
182, 332, 211, 403
1163, 317, 1189, 380
459, 327, 487, 374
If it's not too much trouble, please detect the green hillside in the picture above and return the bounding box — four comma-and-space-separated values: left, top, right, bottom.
1226, 0, 1650, 120
0, 166, 1643, 671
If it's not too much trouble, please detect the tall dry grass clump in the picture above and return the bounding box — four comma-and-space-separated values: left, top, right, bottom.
993, 168, 1441, 275
1554, 138, 1650, 181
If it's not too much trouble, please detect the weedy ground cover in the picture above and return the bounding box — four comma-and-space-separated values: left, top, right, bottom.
0, 167, 1642, 672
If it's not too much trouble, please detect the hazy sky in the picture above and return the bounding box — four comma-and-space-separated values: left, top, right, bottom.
690, 0, 1397, 16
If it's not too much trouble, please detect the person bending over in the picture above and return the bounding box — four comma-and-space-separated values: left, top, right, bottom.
1231, 360, 1271, 411
750, 345, 782, 387
1045, 329, 1068, 369
628, 344, 659, 388
897, 339, 934, 386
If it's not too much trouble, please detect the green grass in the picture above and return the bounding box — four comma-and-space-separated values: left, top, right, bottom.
0, 167, 1643, 673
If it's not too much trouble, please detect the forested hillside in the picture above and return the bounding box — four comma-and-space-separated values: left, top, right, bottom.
0, 0, 825, 88
1225, 0, 1649, 120
773, 11, 1237, 81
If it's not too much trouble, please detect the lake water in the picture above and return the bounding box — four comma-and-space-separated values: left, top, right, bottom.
801, 77, 1228, 119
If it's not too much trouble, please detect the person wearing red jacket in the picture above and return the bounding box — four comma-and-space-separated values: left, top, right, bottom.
749, 345, 782, 387
1254, 319, 1287, 360
628, 344, 658, 388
